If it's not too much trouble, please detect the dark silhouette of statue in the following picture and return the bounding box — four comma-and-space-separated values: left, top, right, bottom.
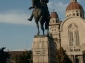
28, 0, 42, 21
28, 0, 50, 35
41, 0, 50, 30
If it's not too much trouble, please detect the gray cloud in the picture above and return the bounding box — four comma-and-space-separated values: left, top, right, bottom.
0, 10, 35, 25
48, 1, 68, 12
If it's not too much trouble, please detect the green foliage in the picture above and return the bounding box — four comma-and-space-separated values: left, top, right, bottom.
0, 47, 10, 63
12, 50, 32, 63
56, 47, 72, 63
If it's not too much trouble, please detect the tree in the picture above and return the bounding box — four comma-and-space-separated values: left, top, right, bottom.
12, 50, 32, 63
0, 47, 10, 63
56, 47, 72, 63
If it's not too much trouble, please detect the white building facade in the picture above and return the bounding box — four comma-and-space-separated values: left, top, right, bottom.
49, 0, 85, 63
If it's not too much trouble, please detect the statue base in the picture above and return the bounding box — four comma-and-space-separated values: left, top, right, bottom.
32, 35, 56, 63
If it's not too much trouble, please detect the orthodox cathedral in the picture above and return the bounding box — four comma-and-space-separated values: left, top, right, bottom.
49, 0, 85, 63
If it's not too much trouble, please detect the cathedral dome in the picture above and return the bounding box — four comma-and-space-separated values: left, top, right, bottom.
66, 2, 83, 11
65, 0, 84, 18
50, 12, 58, 18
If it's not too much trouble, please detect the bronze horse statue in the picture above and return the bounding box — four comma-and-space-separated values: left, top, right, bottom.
28, 0, 50, 35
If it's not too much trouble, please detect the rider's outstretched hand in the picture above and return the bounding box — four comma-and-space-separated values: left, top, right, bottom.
29, 7, 33, 10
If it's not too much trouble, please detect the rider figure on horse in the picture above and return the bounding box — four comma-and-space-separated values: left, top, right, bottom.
28, 0, 50, 21
28, 0, 50, 35
28, 0, 41, 21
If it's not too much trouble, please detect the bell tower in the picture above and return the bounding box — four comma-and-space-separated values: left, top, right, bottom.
49, 11, 61, 49
70, 0, 77, 2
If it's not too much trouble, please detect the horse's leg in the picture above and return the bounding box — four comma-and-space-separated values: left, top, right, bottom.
28, 10, 34, 21
39, 16, 44, 35
40, 16, 44, 35
45, 18, 50, 35
42, 23, 44, 35
40, 22, 44, 35
35, 19, 40, 35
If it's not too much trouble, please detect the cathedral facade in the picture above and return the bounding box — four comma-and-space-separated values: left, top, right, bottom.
49, 0, 85, 63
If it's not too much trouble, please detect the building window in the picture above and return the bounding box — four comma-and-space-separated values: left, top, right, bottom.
80, 13, 82, 17
68, 23, 80, 46
73, 13, 75, 16
77, 13, 79, 16
70, 32, 73, 46
76, 11, 78, 12
75, 30, 79, 46
69, 31, 73, 46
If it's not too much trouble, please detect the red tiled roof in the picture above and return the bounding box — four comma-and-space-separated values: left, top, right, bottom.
50, 12, 58, 18
66, 2, 83, 11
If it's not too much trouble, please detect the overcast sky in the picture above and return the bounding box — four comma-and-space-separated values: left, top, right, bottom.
0, 0, 85, 51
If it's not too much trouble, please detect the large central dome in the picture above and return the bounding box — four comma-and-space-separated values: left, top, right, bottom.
66, 2, 83, 11
65, 0, 84, 18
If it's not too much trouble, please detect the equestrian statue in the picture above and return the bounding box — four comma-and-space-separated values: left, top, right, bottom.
28, 0, 50, 35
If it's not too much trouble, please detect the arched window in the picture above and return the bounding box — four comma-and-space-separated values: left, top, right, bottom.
69, 31, 73, 46
75, 30, 79, 45
68, 23, 80, 46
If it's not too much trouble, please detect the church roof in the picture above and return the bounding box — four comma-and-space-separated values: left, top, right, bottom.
66, 2, 83, 11
50, 12, 58, 18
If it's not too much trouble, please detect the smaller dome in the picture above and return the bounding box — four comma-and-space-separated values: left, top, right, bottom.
66, 2, 83, 11
50, 12, 58, 18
